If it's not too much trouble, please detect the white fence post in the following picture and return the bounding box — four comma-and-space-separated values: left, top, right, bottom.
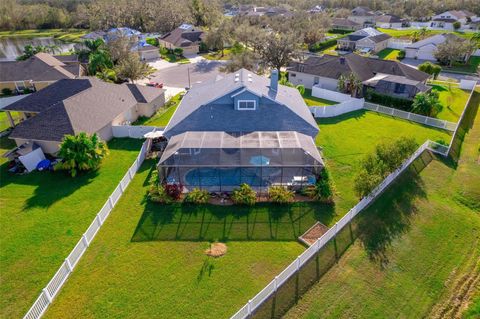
96, 214, 103, 227
65, 258, 73, 273
42, 289, 52, 304
82, 234, 89, 247
108, 196, 114, 209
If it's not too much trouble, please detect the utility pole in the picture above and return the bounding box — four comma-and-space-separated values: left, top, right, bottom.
187, 66, 191, 89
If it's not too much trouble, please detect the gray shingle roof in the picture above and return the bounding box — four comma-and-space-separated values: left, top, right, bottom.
163, 69, 319, 138
160, 25, 203, 47
7, 78, 164, 141
332, 18, 361, 27
0, 53, 80, 82
288, 53, 429, 82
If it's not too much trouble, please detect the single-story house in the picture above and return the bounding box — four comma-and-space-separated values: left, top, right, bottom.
337, 28, 391, 53
431, 10, 477, 30
287, 53, 430, 99
158, 69, 323, 192
404, 33, 469, 61
159, 24, 204, 55
3, 77, 165, 154
0, 53, 84, 93
348, 6, 377, 26
332, 18, 362, 31
82, 28, 160, 61
375, 14, 405, 29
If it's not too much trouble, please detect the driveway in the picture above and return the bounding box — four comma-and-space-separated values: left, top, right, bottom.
148, 60, 226, 89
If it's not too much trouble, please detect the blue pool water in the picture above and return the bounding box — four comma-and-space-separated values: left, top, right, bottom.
184, 167, 280, 187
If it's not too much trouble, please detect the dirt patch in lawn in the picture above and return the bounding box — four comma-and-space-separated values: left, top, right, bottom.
299, 222, 329, 246
205, 243, 227, 257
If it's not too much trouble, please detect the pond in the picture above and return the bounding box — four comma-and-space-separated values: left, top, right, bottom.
0, 37, 77, 61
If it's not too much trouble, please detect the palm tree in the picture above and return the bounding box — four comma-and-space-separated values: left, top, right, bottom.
337, 74, 347, 93
347, 72, 362, 97
418, 27, 428, 39
88, 51, 113, 75
410, 30, 419, 42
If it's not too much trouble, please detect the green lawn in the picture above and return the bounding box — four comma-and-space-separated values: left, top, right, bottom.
316, 110, 451, 215
377, 28, 473, 40
42, 160, 331, 318
285, 91, 480, 319
377, 48, 401, 61
134, 92, 184, 127
302, 89, 337, 107
430, 83, 471, 122
0, 138, 143, 319
441, 56, 480, 74
161, 53, 190, 64
0, 28, 87, 42
202, 48, 233, 61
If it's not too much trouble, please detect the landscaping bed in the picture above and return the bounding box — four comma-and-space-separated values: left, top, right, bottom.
0, 138, 143, 319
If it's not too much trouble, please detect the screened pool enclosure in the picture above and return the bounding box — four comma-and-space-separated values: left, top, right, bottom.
157, 131, 324, 192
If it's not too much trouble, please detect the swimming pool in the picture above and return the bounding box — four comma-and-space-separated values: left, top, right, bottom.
184, 167, 281, 187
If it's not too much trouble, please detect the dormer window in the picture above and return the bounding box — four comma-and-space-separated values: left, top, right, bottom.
238, 100, 256, 110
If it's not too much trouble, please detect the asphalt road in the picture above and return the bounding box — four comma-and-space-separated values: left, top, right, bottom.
149, 60, 226, 89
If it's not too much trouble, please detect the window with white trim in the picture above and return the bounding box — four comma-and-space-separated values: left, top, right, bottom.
237, 100, 256, 110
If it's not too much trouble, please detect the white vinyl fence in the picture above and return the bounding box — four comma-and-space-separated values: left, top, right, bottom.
24, 141, 148, 319
112, 125, 161, 138
387, 38, 412, 50
311, 86, 355, 103
311, 99, 364, 117
230, 140, 448, 319
364, 102, 457, 131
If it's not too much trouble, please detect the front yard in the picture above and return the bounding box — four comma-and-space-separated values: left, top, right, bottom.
43, 160, 326, 319
0, 138, 143, 319
441, 56, 480, 74
302, 89, 337, 107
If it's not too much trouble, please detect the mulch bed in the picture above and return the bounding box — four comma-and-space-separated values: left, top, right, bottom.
299, 222, 329, 246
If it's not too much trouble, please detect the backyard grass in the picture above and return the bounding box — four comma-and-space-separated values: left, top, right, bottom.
285, 91, 480, 319
0, 138, 143, 319
134, 91, 184, 127
302, 89, 337, 107
0, 28, 87, 42
322, 43, 338, 56
376, 48, 402, 61
316, 110, 451, 215
430, 83, 471, 122
42, 160, 333, 318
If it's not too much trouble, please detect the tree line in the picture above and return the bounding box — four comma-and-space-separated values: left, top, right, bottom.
2, 0, 480, 32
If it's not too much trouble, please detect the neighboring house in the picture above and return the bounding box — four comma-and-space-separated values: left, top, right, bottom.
431, 10, 477, 30
242, 6, 293, 17
82, 27, 160, 61
404, 33, 470, 61
337, 28, 391, 53
375, 14, 405, 28
332, 18, 362, 31
158, 69, 323, 192
287, 53, 430, 99
0, 53, 84, 93
159, 24, 204, 55
348, 6, 377, 26
3, 77, 165, 154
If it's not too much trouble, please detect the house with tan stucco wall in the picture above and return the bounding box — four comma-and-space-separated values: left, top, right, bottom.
3, 77, 165, 154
